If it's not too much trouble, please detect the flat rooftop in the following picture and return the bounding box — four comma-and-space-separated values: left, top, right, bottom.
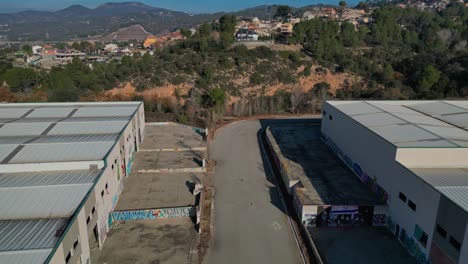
115, 172, 202, 211
0, 102, 142, 263
328, 101, 468, 148
309, 227, 417, 264
268, 125, 382, 206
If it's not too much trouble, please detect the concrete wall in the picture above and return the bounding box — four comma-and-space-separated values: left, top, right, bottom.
48, 103, 145, 264
459, 225, 468, 264
432, 196, 467, 263
321, 102, 442, 261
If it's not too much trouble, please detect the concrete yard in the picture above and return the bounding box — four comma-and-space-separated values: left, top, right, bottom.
96, 218, 198, 264
309, 227, 417, 264
94, 123, 206, 264
268, 124, 382, 206
141, 124, 205, 150
132, 151, 204, 172
115, 172, 202, 211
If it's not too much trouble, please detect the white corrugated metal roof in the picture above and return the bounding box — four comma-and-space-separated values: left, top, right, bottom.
9, 142, 114, 163
48, 121, 127, 135
409, 102, 466, 115
392, 113, 451, 127
370, 124, 440, 144
419, 125, 468, 141
63, 116, 131, 122
72, 106, 138, 117
0, 170, 101, 187
0, 145, 18, 162
0, 184, 93, 219
411, 168, 468, 187
329, 101, 468, 148
31, 134, 118, 144
11, 118, 62, 123
0, 109, 31, 119
0, 137, 33, 145
436, 186, 468, 213
333, 102, 382, 116
0, 218, 67, 250
0, 249, 52, 264
352, 112, 405, 127
439, 113, 468, 129
445, 101, 468, 110
26, 108, 74, 118
0, 123, 52, 137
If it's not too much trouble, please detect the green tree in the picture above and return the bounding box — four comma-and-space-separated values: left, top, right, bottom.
356, 2, 369, 12
2, 68, 38, 92
22, 44, 32, 55
312, 82, 331, 100
383, 64, 395, 83
275, 5, 292, 19
339, 1, 347, 9
418, 65, 441, 95
180, 28, 192, 38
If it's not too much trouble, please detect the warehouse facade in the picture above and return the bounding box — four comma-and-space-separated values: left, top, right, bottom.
321, 101, 468, 264
0, 102, 145, 264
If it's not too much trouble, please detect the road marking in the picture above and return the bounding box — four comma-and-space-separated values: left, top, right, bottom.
271, 221, 282, 231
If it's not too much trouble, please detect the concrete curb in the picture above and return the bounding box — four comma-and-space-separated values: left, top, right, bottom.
210, 188, 215, 237
139, 147, 207, 152
138, 167, 205, 173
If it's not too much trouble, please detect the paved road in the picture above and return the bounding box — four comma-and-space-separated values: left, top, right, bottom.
206, 118, 317, 264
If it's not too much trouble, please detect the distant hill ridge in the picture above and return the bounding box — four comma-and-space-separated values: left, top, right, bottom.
0, 1, 336, 41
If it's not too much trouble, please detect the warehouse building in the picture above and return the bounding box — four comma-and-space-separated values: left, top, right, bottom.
321, 101, 468, 264
0, 102, 145, 264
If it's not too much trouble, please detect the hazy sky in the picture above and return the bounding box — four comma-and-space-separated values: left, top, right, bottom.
0, 0, 359, 13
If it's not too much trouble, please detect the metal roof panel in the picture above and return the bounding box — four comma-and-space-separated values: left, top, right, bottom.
0, 145, 19, 162
0, 184, 93, 219
0, 109, 31, 119
0, 170, 100, 187
411, 168, 468, 187
0, 249, 52, 264
352, 112, 405, 127
26, 108, 74, 118
334, 101, 382, 116
9, 142, 113, 163
408, 102, 467, 116
0, 123, 52, 136
0, 218, 67, 250
369, 124, 440, 144
72, 106, 138, 117
48, 121, 127, 135
436, 186, 468, 213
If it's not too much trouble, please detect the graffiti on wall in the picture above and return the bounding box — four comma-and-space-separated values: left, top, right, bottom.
316, 205, 367, 227
372, 214, 387, 226
111, 207, 195, 222
126, 152, 135, 176
325, 136, 389, 203
398, 228, 428, 264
